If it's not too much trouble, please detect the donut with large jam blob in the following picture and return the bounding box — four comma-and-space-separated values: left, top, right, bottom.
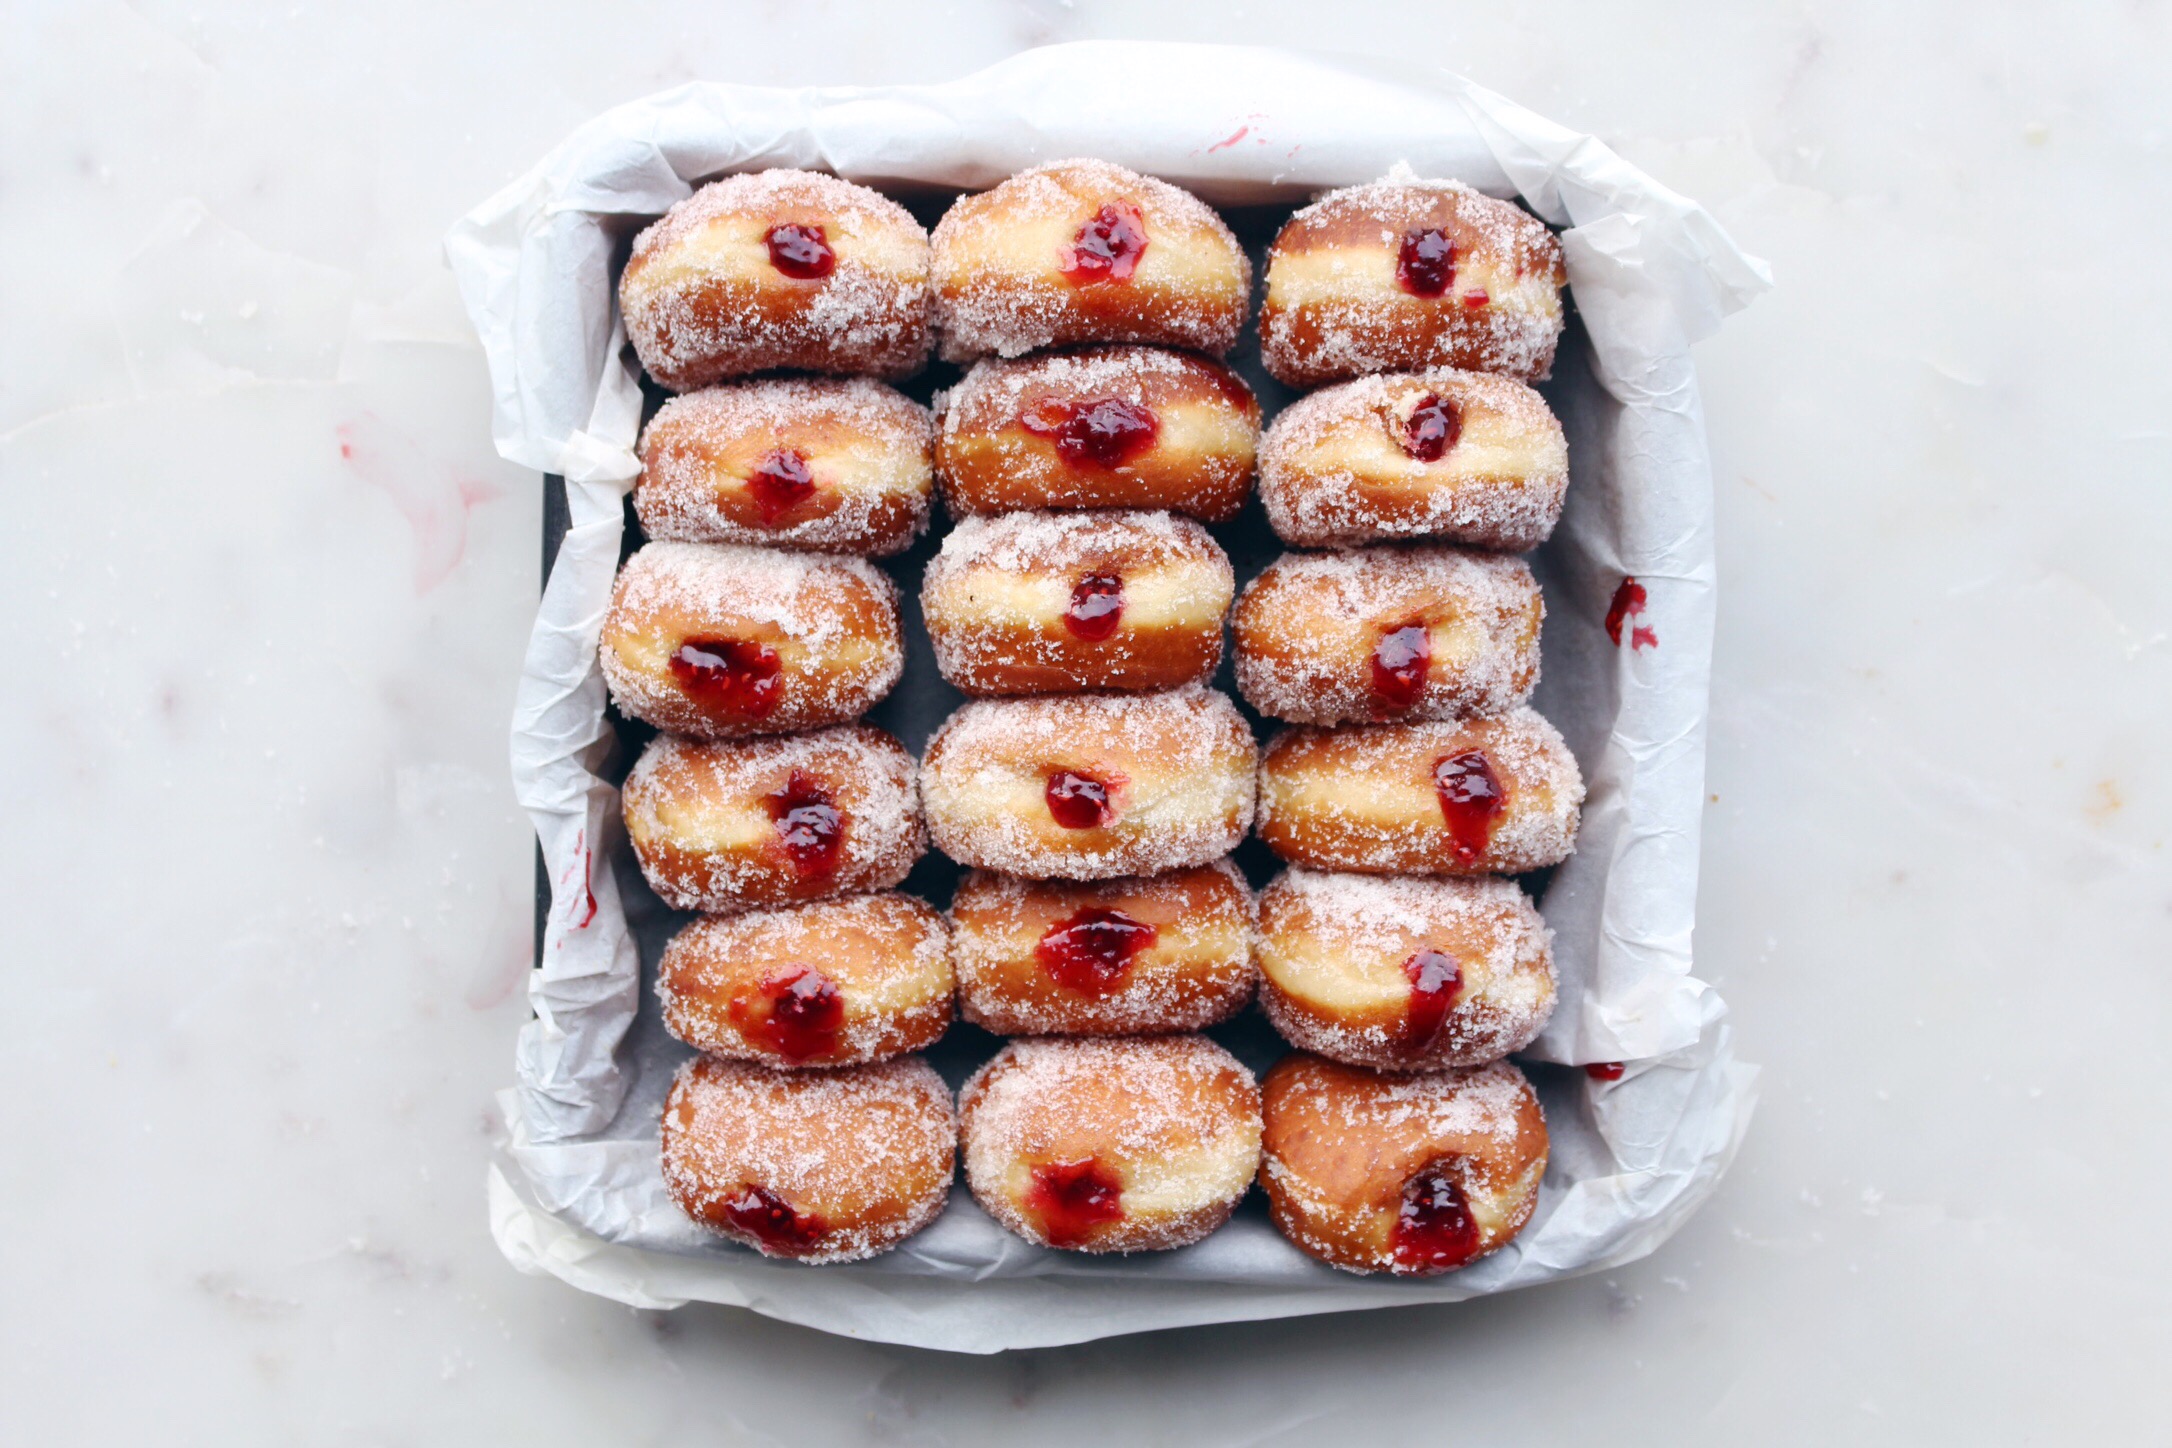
931, 160, 1250, 362
1259, 1053, 1548, 1276
922, 510, 1233, 696
620, 169, 931, 389
1259, 176, 1566, 388
960, 1035, 1261, 1253
661, 1054, 954, 1263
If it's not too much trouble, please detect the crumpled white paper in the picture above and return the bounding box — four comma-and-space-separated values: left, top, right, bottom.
447, 40, 1770, 1353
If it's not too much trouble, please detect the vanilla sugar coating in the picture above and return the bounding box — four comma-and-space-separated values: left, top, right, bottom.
661, 1054, 956, 1263
620, 169, 932, 389
959, 1035, 1263, 1253
1259, 369, 1569, 551
932, 160, 1251, 362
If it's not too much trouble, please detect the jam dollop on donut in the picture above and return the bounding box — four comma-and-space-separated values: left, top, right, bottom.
661, 1054, 955, 1263
960, 1036, 1261, 1253
931, 160, 1251, 362
1256, 870, 1554, 1070
1233, 546, 1544, 725
1256, 708, 1583, 876
922, 510, 1234, 696
1259, 175, 1566, 388
620, 169, 931, 389
622, 726, 926, 912
657, 893, 954, 1067
1258, 1053, 1548, 1276
921, 687, 1258, 881
950, 860, 1256, 1035
634, 379, 935, 555
936, 346, 1260, 521
599, 542, 902, 740
1259, 370, 1569, 552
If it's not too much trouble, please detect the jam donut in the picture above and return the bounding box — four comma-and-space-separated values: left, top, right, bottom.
949, 861, 1255, 1035
634, 379, 934, 556
921, 510, 1233, 696
959, 1036, 1261, 1253
1259, 1054, 1548, 1275
1257, 709, 1583, 876
1232, 546, 1542, 726
921, 687, 1257, 881
1258, 177, 1566, 388
599, 542, 902, 740
1256, 870, 1553, 1070
931, 160, 1250, 362
1259, 370, 1569, 551
935, 346, 1259, 521
620, 169, 931, 389
622, 726, 925, 913
656, 894, 953, 1068
661, 1054, 954, 1263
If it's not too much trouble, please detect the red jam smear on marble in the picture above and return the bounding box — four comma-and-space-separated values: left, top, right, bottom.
745, 447, 817, 522
1434, 749, 1506, 865
764, 223, 835, 280
721, 1184, 828, 1253
1035, 907, 1157, 995
1585, 1061, 1626, 1082
1370, 623, 1433, 712
1045, 770, 1114, 830
728, 964, 846, 1061
1400, 392, 1462, 462
1059, 203, 1148, 284
1402, 948, 1464, 1046
1026, 1157, 1126, 1245
1064, 574, 1126, 641
1392, 1162, 1481, 1273
1396, 227, 1457, 298
1020, 396, 1160, 469
765, 770, 845, 878
669, 637, 782, 719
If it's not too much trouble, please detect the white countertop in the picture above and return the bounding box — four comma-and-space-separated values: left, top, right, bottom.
6, 2, 2164, 1441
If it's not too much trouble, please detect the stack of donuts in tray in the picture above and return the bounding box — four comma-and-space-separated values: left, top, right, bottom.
601, 157, 1587, 1277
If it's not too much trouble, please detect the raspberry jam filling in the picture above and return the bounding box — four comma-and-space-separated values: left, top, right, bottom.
1044, 770, 1114, 830
1461, 288, 1491, 309
1434, 749, 1506, 865
1370, 623, 1433, 712
765, 770, 845, 878
721, 1183, 829, 1253
1396, 227, 1457, 297
1399, 392, 1462, 462
764, 223, 836, 279
1035, 907, 1157, 995
1059, 203, 1148, 284
1026, 1157, 1126, 1245
1064, 573, 1126, 641
1402, 948, 1464, 1046
1585, 1061, 1626, 1082
728, 964, 846, 1061
1020, 396, 1160, 469
1391, 1161, 1482, 1273
668, 637, 782, 719
745, 447, 817, 522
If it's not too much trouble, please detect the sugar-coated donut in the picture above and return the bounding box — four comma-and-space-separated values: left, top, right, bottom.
1258, 1054, 1548, 1275
960, 1036, 1261, 1253
1256, 870, 1554, 1070
1259, 176, 1566, 388
1259, 370, 1569, 552
623, 726, 925, 913
936, 346, 1259, 521
931, 160, 1250, 362
1257, 709, 1583, 876
1233, 546, 1542, 726
921, 510, 1233, 696
921, 687, 1258, 881
634, 379, 934, 556
599, 542, 902, 740
661, 1054, 954, 1263
656, 894, 953, 1067
949, 861, 1255, 1035
620, 169, 931, 389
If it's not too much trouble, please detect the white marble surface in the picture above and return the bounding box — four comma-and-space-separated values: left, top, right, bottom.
4, 1, 2164, 1441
